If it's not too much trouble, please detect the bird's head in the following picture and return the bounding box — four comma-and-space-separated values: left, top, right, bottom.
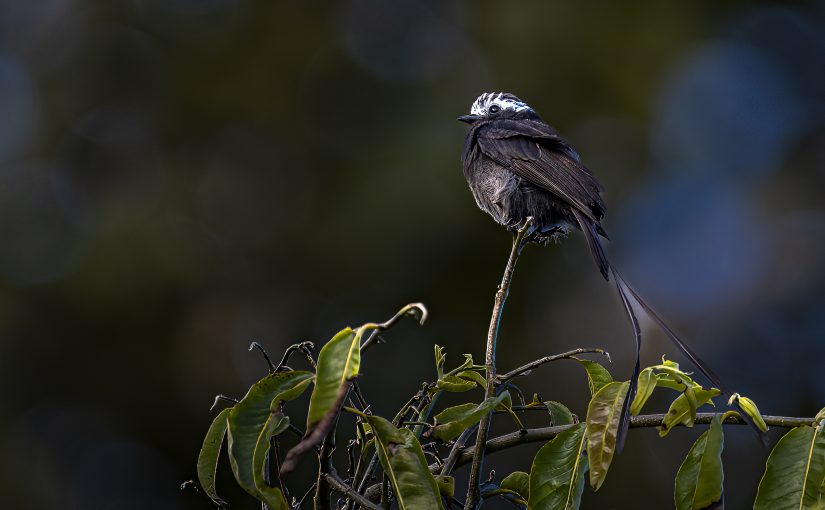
457, 92, 533, 123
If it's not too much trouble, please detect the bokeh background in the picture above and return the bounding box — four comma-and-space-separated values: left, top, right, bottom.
2, 0, 825, 508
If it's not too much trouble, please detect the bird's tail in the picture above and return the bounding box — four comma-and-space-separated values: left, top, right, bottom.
570, 210, 754, 451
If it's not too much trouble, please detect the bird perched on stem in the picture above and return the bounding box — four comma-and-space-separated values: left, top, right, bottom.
458, 91, 761, 449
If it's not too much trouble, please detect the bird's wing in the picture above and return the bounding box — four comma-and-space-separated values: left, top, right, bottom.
475, 119, 606, 222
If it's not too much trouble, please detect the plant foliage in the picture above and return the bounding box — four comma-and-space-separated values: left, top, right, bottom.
187, 304, 823, 509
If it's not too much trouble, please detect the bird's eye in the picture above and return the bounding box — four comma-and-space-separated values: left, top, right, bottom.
488, 104, 501, 114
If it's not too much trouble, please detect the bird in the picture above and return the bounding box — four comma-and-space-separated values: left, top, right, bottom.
457, 91, 753, 449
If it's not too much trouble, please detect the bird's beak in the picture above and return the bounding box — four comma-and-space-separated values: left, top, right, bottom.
457, 114, 480, 124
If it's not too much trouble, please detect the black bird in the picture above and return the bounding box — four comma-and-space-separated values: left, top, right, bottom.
458, 92, 743, 448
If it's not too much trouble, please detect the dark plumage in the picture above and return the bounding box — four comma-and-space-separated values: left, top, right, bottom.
458, 92, 759, 449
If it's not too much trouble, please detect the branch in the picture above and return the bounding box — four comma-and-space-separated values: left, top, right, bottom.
323, 471, 382, 510
363, 412, 815, 502
495, 347, 610, 385
465, 217, 533, 510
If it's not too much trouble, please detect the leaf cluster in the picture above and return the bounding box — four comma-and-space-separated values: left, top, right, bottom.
188, 304, 825, 509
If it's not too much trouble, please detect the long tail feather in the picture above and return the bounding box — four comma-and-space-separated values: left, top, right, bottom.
570, 209, 766, 448
571, 210, 639, 451
611, 270, 725, 392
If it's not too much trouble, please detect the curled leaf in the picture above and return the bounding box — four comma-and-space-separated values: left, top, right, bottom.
367, 415, 444, 510
456, 369, 487, 387
630, 367, 656, 416
226, 371, 313, 504
728, 393, 769, 433
660, 387, 721, 437
252, 413, 290, 509
586, 381, 629, 490
196, 407, 232, 507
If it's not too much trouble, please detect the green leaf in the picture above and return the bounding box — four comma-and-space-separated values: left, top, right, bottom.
630, 367, 656, 416
196, 407, 231, 507
456, 369, 487, 387
528, 422, 588, 510
656, 373, 689, 392
729, 394, 769, 433
575, 358, 613, 395
545, 401, 575, 426
367, 415, 445, 510
659, 387, 721, 437
674, 414, 725, 510
754, 425, 825, 510
307, 327, 360, 428
435, 345, 446, 378
435, 375, 477, 392
252, 413, 290, 509
226, 371, 313, 502
501, 471, 530, 501
586, 381, 629, 490
428, 392, 510, 442
435, 475, 455, 499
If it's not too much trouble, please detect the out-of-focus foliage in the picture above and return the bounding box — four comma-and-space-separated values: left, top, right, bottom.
2, 0, 825, 508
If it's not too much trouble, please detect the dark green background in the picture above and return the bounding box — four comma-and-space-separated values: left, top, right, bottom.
1, 0, 824, 508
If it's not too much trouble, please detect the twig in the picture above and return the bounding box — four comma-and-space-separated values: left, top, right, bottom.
495, 348, 610, 385
364, 412, 815, 502
323, 471, 382, 510
295, 483, 317, 509
465, 217, 533, 510
249, 342, 277, 374
277, 341, 316, 371
355, 454, 379, 495
360, 303, 428, 354
315, 434, 334, 510
440, 424, 478, 476
209, 394, 239, 410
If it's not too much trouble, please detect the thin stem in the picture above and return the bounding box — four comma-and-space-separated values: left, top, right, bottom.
360, 303, 428, 354
323, 471, 382, 510
454, 413, 814, 471
249, 341, 276, 374
465, 217, 533, 510
313, 425, 335, 510
495, 348, 610, 385
276, 341, 316, 371
440, 424, 478, 477
364, 412, 815, 503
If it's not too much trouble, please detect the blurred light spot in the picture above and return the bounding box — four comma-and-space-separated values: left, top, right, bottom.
616, 176, 769, 317
0, 0, 87, 75
55, 107, 165, 234
0, 161, 86, 285
343, 0, 469, 83
654, 42, 803, 182
0, 54, 39, 161
734, 6, 825, 104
